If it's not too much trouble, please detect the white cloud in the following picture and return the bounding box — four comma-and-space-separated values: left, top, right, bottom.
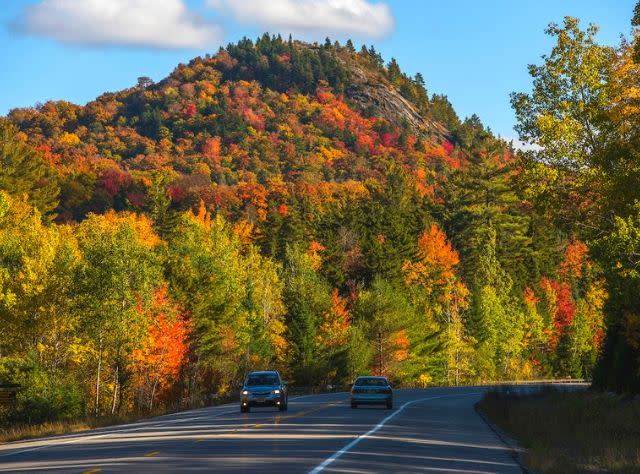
209, 0, 394, 39
18, 0, 222, 49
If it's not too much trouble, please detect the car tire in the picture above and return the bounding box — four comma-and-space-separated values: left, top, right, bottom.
351, 402, 357, 409
386, 401, 393, 410
278, 403, 286, 412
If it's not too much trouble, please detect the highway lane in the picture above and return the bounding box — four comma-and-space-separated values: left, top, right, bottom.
0, 387, 527, 473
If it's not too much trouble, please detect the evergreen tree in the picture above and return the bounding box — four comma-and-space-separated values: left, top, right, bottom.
282, 244, 332, 386
387, 58, 402, 84
147, 175, 179, 240
429, 94, 461, 132
0, 119, 59, 217
441, 149, 532, 291
345, 39, 356, 53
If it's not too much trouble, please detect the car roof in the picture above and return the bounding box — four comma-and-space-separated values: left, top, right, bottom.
248, 371, 279, 375
355, 376, 387, 380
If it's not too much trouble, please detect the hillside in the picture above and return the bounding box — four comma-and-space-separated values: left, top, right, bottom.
7, 36, 464, 224
0, 35, 605, 423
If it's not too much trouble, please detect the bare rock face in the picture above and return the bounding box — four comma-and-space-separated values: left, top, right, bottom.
344, 64, 448, 139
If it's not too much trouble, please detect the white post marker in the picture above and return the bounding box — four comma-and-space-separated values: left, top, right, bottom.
309, 392, 481, 474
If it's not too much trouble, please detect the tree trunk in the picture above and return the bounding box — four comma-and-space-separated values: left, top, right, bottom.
111, 364, 119, 415
150, 377, 159, 411
95, 335, 103, 418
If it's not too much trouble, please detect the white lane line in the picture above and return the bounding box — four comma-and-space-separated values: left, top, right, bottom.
308, 392, 481, 474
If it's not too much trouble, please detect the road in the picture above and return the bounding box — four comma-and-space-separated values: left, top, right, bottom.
0, 386, 545, 473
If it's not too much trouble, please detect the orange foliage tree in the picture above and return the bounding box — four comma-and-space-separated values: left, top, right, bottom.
131, 288, 189, 411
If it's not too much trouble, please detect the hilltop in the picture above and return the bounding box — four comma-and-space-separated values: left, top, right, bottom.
6, 35, 498, 225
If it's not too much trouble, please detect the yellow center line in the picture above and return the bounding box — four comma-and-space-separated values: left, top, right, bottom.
81, 469, 102, 474
193, 398, 347, 443
273, 399, 346, 425
144, 450, 161, 457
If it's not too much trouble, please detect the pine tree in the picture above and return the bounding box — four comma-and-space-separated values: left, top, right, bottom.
345, 39, 356, 53
282, 244, 332, 385
147, 175, 179, 240
387, 58, 402, 84
0, 119, 59, 217
441, 148, 532, 291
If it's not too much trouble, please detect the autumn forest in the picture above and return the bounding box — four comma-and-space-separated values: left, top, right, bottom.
1, 6, 640, 425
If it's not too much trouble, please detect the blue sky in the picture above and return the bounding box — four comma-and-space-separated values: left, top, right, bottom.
0, 0, 635, 141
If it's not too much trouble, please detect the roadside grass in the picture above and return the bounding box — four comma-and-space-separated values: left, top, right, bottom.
0, 391, 247, 444
0, 413, 151, 443
478, 388, 640, 473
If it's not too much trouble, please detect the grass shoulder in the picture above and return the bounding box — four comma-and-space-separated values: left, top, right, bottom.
0, 413, 146, 443
478, 388, 640, 473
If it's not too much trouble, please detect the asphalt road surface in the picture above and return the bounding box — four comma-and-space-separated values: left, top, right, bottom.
0, 386, 555, 473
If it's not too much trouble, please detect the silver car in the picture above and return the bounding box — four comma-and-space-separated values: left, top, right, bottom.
350, 376, 393, 409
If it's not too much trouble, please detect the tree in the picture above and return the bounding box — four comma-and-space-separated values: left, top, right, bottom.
510, 17, 614, 169
0, 192, 80, 369
316, 288, 351, 384
282, 243, 332, 386
403, 223, 460, 293
131, 287, 189, 411
166, 206, 250, 394
593, 204, 640, 392
242, 246, 287, 371
0, 119, 59, 217
387, 58, 402, 84
351, 278, 414, 379
511, 6, 640, 392
137, 76, 154, 89
441, 149, 532, 291
429, 94, 460, 132
147, 174, 179, 240
75, 211, 162, 416
403, 223, 472, 384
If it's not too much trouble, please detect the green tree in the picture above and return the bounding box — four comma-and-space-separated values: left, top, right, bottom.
0, 119, 59, 217
147, 174, 179, 240
350, 278, 413, 380
75, 212, 162, 415
243, 246, 287, 371
282, 244, 332, 386
166, 207, 250, 394
441, 151, 532, 291
510, 17, 614, 169
0, 192, 80, 393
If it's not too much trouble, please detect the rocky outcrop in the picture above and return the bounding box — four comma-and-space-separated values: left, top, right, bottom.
344, 64, 448, 139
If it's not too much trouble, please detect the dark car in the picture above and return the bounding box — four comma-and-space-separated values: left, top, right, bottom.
350, 376, 393, 409
240, 371, 288, 413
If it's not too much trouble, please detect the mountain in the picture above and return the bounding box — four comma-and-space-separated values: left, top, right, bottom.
6, 35, 479, 225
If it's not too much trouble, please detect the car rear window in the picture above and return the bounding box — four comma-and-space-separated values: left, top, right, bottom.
355, 377, 388, 387
246, 374, 279, 386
